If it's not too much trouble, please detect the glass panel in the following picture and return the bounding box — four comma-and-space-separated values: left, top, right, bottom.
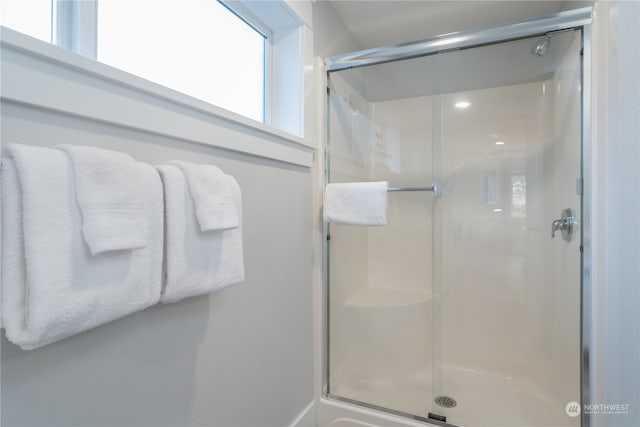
327, 55, 436, 417
97, 0, 265, 122
0, 0, 52, 43
434, 30, 582, 426
327, 29, 582, 426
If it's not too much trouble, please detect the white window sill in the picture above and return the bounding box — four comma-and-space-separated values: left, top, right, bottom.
0, 27, 314, 167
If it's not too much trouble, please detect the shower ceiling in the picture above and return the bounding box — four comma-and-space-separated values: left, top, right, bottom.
327, 1, 585, 102
327, 1, 587, 50
355, 31, 578, 102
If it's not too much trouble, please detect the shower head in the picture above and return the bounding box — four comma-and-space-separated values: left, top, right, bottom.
531, 36, 551, 57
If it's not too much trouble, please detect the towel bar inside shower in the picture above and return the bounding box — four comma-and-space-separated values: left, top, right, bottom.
387, 182, 441, 196
388, 186, 433, 192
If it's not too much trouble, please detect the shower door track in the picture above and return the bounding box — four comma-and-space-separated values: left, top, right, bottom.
325, 7, 592, 72
327, 393, 460, 427
323, 6, 593, 427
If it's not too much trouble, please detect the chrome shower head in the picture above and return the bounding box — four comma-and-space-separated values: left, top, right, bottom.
531, 36, 551, 57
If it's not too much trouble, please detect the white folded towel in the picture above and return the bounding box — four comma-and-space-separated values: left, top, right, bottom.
1, 144, 163, 350
58, 144, 147, 255
323, 181, 389, 226
157, 164, 244, 303
168, 160, 239, 231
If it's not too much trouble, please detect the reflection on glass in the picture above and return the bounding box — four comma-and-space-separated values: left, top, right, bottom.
511, 175, 527, 218
483, 174, 497, 205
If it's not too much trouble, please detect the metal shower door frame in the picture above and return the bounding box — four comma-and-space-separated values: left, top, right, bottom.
323, 7, 593, 427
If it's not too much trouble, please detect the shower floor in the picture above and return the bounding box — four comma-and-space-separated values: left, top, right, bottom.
330, 364, 577, 427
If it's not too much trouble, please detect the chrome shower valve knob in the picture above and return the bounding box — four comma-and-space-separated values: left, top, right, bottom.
551, 208, 575, 241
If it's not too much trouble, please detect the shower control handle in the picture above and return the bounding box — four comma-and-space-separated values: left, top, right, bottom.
551, 208, 574, 241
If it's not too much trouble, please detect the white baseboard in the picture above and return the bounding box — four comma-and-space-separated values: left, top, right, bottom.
290, 401, 316, 427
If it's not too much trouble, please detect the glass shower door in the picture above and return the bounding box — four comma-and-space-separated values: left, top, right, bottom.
326, 54, 437, 417
326, 28, 583, 427
430, 30, 583, 427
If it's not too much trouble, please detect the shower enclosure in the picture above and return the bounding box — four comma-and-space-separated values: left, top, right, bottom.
324, 8, 591, 427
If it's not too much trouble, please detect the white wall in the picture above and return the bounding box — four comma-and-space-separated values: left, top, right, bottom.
312, 0, 361, 58
0, 29, 314, 427
592, 1, 640, 426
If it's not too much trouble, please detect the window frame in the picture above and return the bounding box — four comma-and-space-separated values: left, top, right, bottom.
218, 1, 272, 124
53, 0, 275, 125
2, 0, 310, 139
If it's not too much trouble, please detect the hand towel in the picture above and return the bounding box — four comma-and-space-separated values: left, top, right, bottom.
168, 160, 239, 231
58, 144, 148, 255
323, 181, 388, 226
157, 164, 244, 303
1, 144, 163, 350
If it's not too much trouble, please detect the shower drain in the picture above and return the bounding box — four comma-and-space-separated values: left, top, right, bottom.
434, 395, 457, 408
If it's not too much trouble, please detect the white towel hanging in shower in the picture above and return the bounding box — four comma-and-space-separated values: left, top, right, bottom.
323, 181, 388, 226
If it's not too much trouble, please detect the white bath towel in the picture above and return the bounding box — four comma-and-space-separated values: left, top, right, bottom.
168, 160, 239, 231
1, 144, 163, 350
58, 144, 148, 255
323, 181, 388, 226
157, 164, 244, 303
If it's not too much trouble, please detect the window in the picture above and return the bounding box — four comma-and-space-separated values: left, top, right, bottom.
1, 0, 307, 136
0, 0, 52, 42
97, 1, 267, 122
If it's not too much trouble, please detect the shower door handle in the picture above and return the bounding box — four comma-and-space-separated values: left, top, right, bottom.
551, 208, 574, 241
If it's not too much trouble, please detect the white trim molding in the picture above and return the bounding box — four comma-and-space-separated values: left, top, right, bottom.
226, 0, 314, 138
0, 26, 314, 167
289, 401, 316, 427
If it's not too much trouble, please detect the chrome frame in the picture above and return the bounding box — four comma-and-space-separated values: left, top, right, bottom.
581, 23, 593, 427
323, 64, 332, 399
323, 6, 593, 427
326, 7, 592, 71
